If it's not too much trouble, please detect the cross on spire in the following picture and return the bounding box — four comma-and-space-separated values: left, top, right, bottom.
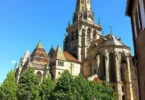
110, 26, 112, 33
98, 17, 100, 25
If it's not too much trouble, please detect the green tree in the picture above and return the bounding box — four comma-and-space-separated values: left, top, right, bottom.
52, 70, 115, 100
17, 67, 40, 100
39, 75, 54, 100
51, 70, 74, 100
73, 75, 94, 100
0, 70, 17, 100
90, 81, 116, 100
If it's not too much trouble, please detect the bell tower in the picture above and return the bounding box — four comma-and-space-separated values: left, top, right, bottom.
64, 0, 102, 62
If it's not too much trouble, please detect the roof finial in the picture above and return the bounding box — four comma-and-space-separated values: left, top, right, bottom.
68, 20, 70, 26
110, 26, 112, 34
51, 45, 53, 48
102, 30, 104, 36
98, 17, 100, 25
36, 41, 43, 48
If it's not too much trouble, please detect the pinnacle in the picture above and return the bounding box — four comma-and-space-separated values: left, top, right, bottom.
36, 41, 44, 48
55, 45, 66, 60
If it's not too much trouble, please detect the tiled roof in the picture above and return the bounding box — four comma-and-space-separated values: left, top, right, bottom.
93, 77, 102, 84
51, 45, 66, 61
87, 74, 102, 84
30, 42, 50, 65
63, 51, 80, 63
95, 34, 126, 47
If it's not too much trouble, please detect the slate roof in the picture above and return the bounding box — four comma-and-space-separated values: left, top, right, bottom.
104, 34, 125, 46
95, 34, 127, 47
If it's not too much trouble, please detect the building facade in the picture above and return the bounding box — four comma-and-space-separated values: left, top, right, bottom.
15, 0, 138, 100
126, 0, 145, 100
64, 0, 102, 62
81, 34, 137, 100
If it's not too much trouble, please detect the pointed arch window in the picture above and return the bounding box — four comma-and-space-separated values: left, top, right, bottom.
82, 29, 86, 36
102, 55, 106, 77
93, 31, 97, 39
122, 95, 125, 100
109, 53, 116, 82
121, 58, 127, 82
36, 71, 42, 80
122, 86, 124, 92
87, 28, 91, 39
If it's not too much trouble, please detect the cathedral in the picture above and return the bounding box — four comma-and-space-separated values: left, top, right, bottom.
15, 0, 138, 100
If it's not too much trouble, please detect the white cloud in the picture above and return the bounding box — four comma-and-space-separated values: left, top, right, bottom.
11, 60, 17, 64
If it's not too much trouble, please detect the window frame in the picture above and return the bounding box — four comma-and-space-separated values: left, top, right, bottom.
58, 61, 64, 66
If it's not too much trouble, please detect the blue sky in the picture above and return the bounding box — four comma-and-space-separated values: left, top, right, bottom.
0, 0, 133, 83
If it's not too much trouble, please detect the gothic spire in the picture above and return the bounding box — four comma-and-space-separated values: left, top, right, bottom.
75, 0, 93, 13
73, 0, 94, 23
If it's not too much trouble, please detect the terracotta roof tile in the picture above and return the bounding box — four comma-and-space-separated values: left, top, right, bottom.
38, 48, 45, 52
93, 77, 102, 84
63, 51, 80, 63
30, 42, 50, 65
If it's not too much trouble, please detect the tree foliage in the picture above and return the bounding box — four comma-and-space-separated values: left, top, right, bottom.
17, 67, 40, 100
0, 70, 17, 100
52, 70, 73, 100
0, 69, 116, 100
52, 70, 116, 100
39, 75, 54, 100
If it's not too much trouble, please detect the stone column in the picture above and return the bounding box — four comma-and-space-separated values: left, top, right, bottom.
105, 50, 109, 82
96, 55, 100, 74
96, 30, 101, 39
126, 57, 134, 100
90, 29, 93, 39
78, 26, 82, 61
114, 51, 122, 100
84, 28, 87, 59
82, 27, 87, 60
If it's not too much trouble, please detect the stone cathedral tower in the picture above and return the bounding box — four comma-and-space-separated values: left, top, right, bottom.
15, 0, 138, 100
64, 0, 102, 61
